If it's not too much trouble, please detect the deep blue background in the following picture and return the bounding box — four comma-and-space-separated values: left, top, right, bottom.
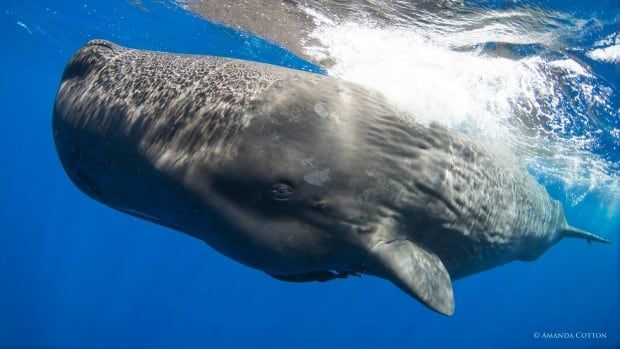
0, 1, 618, 348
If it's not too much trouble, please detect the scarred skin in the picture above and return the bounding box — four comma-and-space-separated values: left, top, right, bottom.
52, 40, 609, 315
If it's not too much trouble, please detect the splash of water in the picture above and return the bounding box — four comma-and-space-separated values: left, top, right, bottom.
300, 5, 619, 205
588, 33, 620, 63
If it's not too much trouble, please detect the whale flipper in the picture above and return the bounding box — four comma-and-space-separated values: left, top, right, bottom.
370, 240, 454, 316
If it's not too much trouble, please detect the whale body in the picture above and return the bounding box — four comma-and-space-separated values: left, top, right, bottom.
52, 40, 610, 315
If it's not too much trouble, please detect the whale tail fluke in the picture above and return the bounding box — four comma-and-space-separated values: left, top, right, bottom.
561, 226, 611, 244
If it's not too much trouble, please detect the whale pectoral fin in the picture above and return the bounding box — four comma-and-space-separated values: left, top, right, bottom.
370, 240, 454, 316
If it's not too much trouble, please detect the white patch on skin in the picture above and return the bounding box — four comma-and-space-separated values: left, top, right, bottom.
304, 168, 331, 186
300, 157, 315, 167
155, 148, 186, 171
288, 114, 300, 123
314, 102, 328, 119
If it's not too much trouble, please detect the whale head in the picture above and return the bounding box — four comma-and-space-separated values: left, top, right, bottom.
52, 40, 384, 278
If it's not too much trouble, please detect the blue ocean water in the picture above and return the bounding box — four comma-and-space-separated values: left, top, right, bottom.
0, 1, 618, 348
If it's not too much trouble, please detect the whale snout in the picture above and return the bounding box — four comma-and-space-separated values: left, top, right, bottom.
54, 40, 124, 204
61, 39, 119, 81
85, 39, 118, 51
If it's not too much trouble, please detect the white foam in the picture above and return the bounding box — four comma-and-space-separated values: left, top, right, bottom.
587, 44, 620, 63
593, 32, 619, 47
301, 8, 619, 203
549, 59, 590, 76
306, 21, 555, 134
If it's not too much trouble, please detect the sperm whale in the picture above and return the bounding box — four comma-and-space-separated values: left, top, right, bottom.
52, 40, 610, 315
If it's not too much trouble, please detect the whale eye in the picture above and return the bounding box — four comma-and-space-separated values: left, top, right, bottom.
271, 183, 293, 201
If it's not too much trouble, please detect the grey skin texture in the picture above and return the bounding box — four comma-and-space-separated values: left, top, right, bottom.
53, 40, 610, 316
